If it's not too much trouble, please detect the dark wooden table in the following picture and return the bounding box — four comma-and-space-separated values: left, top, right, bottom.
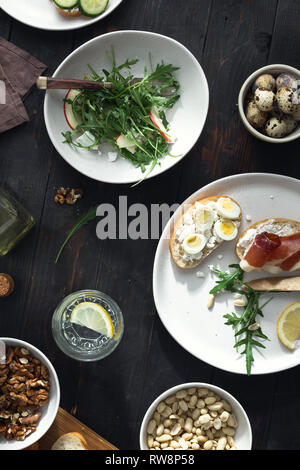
0, 0, 299, 451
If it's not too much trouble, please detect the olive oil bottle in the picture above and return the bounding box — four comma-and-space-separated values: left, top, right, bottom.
0, 188, 34, 256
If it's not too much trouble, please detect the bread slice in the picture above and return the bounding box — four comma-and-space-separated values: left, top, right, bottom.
169, 196, 242, 269
55, 7, 81, 17
236, 217, 300, 261
51, 432, 88, 450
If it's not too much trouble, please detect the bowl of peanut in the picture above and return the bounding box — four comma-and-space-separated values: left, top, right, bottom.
0, 338, 60, 450
140, 382, 252, 450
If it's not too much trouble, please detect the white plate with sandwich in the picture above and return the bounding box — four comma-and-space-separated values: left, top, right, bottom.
0, 0, 123, 31
153, 173, 300, 375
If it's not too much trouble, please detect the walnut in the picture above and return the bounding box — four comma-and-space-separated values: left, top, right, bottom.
0, 346, 50, 441
54, 193, 65, 204
54, 187, 83, 205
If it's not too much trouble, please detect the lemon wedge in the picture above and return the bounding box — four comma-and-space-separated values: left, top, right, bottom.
277, 302, 300, 350
70, 302, 114, 338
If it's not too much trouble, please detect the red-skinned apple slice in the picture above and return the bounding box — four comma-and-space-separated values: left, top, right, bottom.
149, 107, 173, 143
64, 89, 81, 130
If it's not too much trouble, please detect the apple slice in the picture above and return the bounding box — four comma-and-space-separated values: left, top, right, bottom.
64, 89, 81, 130
149, 106, 174, 143
115, 133, 137, 154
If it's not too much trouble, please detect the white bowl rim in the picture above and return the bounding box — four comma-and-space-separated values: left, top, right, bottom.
238, 63, 300, 144
0, 337, 60, 450
139, 381, 252, 450
44, 30, 209, 184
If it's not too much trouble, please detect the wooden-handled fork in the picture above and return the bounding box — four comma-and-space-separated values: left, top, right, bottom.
36, 76, 174, 95
36, 76, 115, 90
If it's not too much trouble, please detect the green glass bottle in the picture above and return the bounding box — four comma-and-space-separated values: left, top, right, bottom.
0, 187, 35, 256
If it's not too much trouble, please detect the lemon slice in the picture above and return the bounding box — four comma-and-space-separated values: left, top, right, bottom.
277, 302, 300, 350
70, 302, 114, 338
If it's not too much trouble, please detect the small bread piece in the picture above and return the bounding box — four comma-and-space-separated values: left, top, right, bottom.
247, 276, 300, 292
51, 432, 88, 450
170, 196, 242, 269
236, 217, 300, 261
56, 7, 82, 17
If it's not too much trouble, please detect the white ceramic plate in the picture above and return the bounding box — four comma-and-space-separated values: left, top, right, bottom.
44, 31, 209, 184
153, 173, 300, 375
1, 0, 123, 31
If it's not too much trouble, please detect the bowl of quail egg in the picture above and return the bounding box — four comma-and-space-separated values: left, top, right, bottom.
238, 64, 300, 143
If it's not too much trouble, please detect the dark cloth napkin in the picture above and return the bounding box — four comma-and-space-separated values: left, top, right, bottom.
0, 37, 47, 133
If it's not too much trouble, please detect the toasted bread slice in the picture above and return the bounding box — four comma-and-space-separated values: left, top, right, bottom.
51, 432, 88, 450
56, 7, 81, 17
170, 196, 242, 269
236, 217, 300, 261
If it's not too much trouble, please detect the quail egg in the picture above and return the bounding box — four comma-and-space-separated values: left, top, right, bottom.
216, 197, 241, 219
276, 87, 298, 114
193, 206, 214, 232
245, 100, 268, 129
282, 115, 297, 134
252, 74, 275, 91
276, 73, 297, 91
182, 233, 207, 256
254, 87, 276, 112
265, 117, 287, 138
214, 220, 238, 241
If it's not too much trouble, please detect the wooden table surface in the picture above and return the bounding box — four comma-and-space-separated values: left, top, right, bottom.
0, 0, 299, 451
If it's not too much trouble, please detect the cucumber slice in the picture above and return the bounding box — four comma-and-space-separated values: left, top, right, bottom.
79, 0, 109, 17
54, 0, 79, 9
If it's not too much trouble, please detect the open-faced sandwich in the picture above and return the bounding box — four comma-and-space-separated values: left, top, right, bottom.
236, 218, 300, 273
52, 0, 109, 17
170, 196, 242, 269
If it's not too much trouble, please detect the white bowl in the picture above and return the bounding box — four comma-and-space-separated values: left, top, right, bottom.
139, 382, 252, 450
0, 338, 60, 450
238, 64, 300, 143
44, 31, 209, 184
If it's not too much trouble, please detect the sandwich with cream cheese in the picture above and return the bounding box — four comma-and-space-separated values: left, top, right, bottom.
170, 196, 242, 269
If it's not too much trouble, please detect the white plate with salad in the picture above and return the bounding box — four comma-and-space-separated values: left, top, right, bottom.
153, 173, 300, 375
1, 0, 123, 31
44, 30, 209, 184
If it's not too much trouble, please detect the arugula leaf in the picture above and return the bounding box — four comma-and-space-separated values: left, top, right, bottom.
211, 264, 271, 375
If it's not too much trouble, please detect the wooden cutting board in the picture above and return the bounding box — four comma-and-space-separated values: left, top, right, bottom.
26, 407, 118, 450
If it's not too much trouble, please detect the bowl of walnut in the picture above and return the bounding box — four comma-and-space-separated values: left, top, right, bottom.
0, 338, 60, 450
139, 382, 252, 450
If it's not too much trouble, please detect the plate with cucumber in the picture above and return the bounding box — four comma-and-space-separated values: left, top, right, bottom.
1, 0, 123, 31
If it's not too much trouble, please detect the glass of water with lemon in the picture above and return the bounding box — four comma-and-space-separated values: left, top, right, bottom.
52, 290, 124, 361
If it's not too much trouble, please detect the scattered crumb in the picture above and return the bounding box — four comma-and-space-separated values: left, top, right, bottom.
245, 214, 252, 222
270, 195, 274, 200
208, 264, 215, 271
196, 271, 205, 278
217, 254, 223, 260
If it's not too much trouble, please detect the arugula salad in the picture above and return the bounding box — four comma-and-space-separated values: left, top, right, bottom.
62, 51, 180, 180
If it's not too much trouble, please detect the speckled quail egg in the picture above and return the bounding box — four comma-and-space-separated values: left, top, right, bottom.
292, 105, 300, 121
276, 87, 298, 114
252, 74, 275, 92
254, 87, 276, 112
214, 220, 238, 241
282, 115, 297, 134
216, 197, 241, 220
276, 73, 297, 91
265, 117, 287, 138
182, 233, 207, 256
245, 100, 268, 129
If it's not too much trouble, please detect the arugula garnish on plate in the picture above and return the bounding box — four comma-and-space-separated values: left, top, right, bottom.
210, 264, 271, 375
